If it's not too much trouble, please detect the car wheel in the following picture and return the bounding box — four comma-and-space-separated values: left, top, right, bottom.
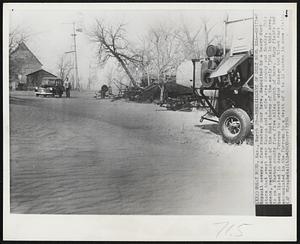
219, 108, 251, 144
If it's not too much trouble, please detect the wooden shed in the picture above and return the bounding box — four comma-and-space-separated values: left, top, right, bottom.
26, 69, 58, 87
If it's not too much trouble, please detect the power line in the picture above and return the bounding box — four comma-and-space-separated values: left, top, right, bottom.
62, 22, 81, 90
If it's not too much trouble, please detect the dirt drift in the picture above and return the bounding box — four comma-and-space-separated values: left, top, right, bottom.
9, 91, 254, 215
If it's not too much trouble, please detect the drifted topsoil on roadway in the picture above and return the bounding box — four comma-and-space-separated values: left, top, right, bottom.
9, 91, 254, 215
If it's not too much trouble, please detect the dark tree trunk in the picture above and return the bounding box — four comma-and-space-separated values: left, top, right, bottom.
116, 56, 139, 88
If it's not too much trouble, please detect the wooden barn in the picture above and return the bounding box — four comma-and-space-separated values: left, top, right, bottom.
9, 42, 43, 90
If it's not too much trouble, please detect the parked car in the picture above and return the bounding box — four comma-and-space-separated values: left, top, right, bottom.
35, 78, 64, 97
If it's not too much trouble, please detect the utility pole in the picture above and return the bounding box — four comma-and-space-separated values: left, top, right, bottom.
62, 21, 81, 90
71, 22, 79, 90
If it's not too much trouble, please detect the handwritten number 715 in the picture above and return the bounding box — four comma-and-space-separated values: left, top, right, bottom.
214, 221, 251, 238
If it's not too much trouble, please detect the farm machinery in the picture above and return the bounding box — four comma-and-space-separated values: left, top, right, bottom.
192, 17, 254, 144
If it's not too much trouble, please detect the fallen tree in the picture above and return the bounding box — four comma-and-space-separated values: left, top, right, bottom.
90, 19, 142, 89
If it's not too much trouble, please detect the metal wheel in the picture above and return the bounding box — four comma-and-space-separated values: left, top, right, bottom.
219, 108, 251, 144
224, 116, 241, 135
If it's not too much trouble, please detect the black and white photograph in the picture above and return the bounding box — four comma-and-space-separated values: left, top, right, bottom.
3, 2, 296, 241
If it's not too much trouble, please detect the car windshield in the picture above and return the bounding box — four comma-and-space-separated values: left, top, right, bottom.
41, 79, 56, 86
55, 80, 63, 86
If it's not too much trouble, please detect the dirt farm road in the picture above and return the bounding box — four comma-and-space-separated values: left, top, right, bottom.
9, 91, 254, 215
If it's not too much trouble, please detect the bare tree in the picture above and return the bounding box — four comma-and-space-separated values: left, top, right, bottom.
146, 24, 184, 102
9, 26, 30, 55
57, 54, 73, 81
105, 69, 113, 86
176, 22, 203, 59
9, 26, 31, 85
135, 37, 153, 86
90, 19, 142, 88
201, 17, 220, 55
176, 17, 223, 59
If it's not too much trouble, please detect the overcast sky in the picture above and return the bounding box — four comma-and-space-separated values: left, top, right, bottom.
8, 4, 252, 89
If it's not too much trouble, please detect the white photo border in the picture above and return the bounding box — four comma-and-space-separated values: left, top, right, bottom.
3, 2, 297, 241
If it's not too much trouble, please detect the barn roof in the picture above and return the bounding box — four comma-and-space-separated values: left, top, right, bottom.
26, 69, 58, 78
11, 42, 43, 67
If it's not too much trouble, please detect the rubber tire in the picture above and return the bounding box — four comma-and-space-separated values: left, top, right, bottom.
219, 108, 251, 144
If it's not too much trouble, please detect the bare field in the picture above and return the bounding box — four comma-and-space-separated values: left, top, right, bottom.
9, 91, 254, 215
